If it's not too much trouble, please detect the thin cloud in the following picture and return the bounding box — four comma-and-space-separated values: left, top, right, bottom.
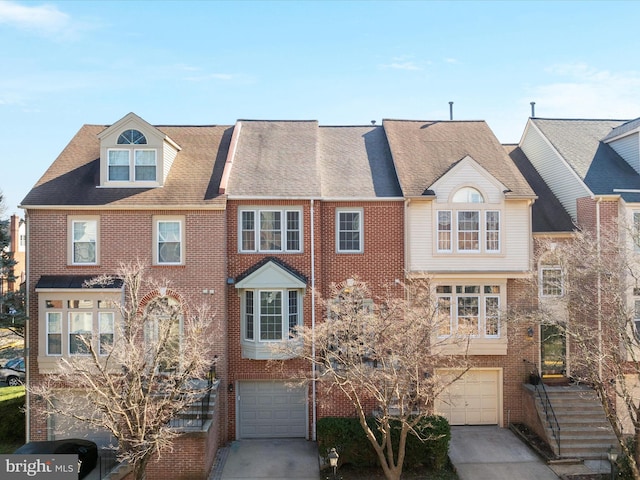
184, 73, 235, 82
0, 0, 71, 36
531, 63, 640, 119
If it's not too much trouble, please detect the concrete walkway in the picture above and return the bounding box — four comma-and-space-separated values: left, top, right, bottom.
210, 439, 320, 480
449, 426, 559, 480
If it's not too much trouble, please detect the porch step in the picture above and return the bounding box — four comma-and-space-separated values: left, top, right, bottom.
533, 385, 617, 459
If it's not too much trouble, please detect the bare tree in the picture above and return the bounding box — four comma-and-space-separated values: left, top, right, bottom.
31, 260, 218, 480
525, 228, 640, 479
272, 278, 472, 480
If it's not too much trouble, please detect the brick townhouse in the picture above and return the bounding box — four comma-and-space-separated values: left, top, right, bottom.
19, 111, 593, 478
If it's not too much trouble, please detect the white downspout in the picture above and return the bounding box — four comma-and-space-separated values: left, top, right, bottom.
23, 209, 30, 441
310, 199, 317, 441
596, 197, 603, 380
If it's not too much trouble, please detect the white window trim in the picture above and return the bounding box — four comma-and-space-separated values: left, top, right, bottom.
153, 216, 185, 266
436, 284, 503, 339
456, 210, 481, 253
106, 147, 158, 185
98, 312, 115, 356
336, 208, 364, 253
238, 207, 303, 253
46, 311, 62, 356
68, 216, 99, 266
435, 208, 502, 254
436, 210, 452, 253
68, 311, 93, 356
540, 266, 564, 298
241, 288, 303, 360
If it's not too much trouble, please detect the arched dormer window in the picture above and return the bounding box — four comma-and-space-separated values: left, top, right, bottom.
117, 129, 147, 145
452, 187, 484, 203
108, 129, 157, 182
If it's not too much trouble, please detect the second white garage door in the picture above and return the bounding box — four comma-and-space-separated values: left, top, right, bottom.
435, 369, 500, 426
237, 381, 308, 438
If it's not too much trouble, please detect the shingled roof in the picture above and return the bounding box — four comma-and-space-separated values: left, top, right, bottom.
225, 121, 402, 199
382, 120, 535, 198
506, 145, 574, 233
21, 124, 233, 208
530, 118, 640, 202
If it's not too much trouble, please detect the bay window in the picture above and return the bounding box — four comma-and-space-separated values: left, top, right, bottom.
436, 284, 501, 338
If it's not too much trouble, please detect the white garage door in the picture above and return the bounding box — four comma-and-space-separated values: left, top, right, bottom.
435, 370, 500, 425
238, 381, 307, 438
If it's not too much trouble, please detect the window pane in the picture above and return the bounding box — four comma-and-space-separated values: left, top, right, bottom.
485, 297, 499, 336
73, 220, 97, 264
286, 211, 300, 251
108, 150, 130, 181
69, 312, 92, 355
241, 211, 256, 251
486, 211, 500, 252
437, 296, 452, 336
158, 221, 181, 263
457, 296, 479, 336
260, 212, 282, 251
339, 211, 361, 251
245, 291, 254, 340
99, 312, 114, 355
260, 291, 282, 340
542, 268, 563, 296
288, 291, 299, 337
457, 211, 479, 251
437, 211, 452, 251
47, 312, 62, 355
452, 187, 484, 203
118, 129, 147, 145
135, 150, 156, 181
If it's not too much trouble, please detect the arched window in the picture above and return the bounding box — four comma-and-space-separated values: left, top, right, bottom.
117, 129, 147, 145
452, 187, 484, 203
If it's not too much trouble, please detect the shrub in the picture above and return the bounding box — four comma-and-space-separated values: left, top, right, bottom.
317, 415, 450, 471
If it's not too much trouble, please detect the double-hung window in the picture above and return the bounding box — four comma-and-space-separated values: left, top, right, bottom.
155, 217, 184, 265
243, 289, 301, 342
239, 208, 302, 253
69, 217, 99, 265
436, 284, 501, 338
634, 288, 640, 339
541, 266, 563, 297
337, 209, 363, 253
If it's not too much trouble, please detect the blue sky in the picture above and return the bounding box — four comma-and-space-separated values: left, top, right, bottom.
2, 0, 640, 215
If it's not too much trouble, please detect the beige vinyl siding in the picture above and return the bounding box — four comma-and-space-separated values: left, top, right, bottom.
434, 161, 503, 204
521, 123, 590, 221
162, 142, 179, 182
407, 200, 530, 272
608, 133, 640, 174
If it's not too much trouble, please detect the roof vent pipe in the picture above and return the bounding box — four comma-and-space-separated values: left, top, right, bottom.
530, 101, 536, 118
449, 101, 454, 120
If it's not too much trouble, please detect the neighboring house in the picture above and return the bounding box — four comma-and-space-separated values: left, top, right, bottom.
0, 214, 26, 296
20, 113, 232, 479
519, 116, 640, 434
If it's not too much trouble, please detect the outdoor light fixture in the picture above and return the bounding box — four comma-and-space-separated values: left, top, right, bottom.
328, 448, 339, 479
527, 327, 534, 338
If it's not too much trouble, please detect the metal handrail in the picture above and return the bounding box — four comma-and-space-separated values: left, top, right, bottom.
527, 361, 561, 456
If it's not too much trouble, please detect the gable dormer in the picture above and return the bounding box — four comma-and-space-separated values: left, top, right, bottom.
97, 112, 181, 188
603, 118, 640, 175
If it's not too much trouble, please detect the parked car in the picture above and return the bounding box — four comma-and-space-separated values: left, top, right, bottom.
0, 357, 25, 386
14, 439, 98, 479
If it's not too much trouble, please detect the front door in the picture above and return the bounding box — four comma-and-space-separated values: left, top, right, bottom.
540, 324, 566, 377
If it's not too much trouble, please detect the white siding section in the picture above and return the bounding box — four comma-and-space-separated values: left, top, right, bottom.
433, 162, 503, 204
407, 200, 530, 272
609, 134, 640, 174
521, 124, 590, 220
162, 142, 179, 183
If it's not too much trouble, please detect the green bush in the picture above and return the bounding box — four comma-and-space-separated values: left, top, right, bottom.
0, 387, 25, 444
317, 415, 450, 471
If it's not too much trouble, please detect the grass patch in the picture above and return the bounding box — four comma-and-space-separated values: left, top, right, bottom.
0, 385, 25, 452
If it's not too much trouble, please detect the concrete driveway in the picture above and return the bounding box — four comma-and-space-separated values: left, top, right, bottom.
211, 439, 320, 480
449, 426, 559, 480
